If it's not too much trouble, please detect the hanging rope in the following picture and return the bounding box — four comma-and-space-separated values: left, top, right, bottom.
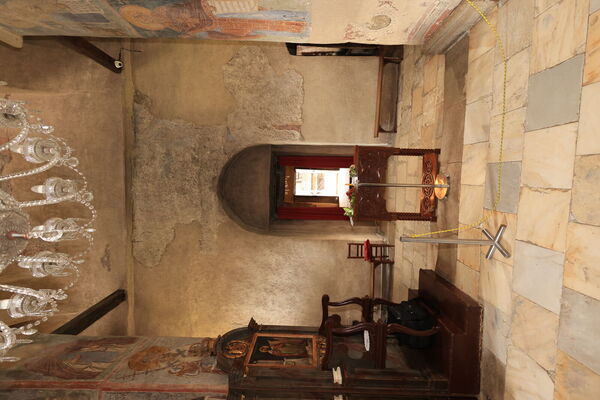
410, 0, 507, 238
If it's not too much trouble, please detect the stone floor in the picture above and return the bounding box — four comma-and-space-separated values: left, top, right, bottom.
385, 0, 600, 399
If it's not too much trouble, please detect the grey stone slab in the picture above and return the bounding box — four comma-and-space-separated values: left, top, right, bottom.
484, 162, 521, 213
558, 288, 600, 375
525, 54, 585, 132
513, 240, 564, 313
591, 0, 600, 14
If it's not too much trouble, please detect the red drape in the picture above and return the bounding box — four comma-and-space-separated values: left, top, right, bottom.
277, 155, 353, 169
277, 206, 348, 220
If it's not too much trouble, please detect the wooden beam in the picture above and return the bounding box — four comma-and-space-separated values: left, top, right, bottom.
52, 289, 127, 335
0, 26, 23, 49
423, 1, 497, 55
59, 37, 123, 73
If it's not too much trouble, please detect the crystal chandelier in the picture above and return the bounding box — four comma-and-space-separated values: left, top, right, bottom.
0, 98, 96, 362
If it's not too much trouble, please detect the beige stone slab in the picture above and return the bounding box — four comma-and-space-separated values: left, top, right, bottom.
411, 86, 423, 119
466, 49, 495, 104
522, 123, 577, 189
488, 107, 525, 163
481, 348, 507, 400
423, 55, 442, 94
464, 95, 492, 145
511, 295, 559, 371
513, 240, 565, 314
483, 301, 511, 363
492, 47, 530, 116
497, 0, 534, 59
577, 81, 600, 155
516, 187, 570, 252
461, 142, 489, 185
572, 155, 600, 225
455, 260, 480, 301
534, 0, 561, 16
505, 346, 555, 400
565, 221, 600, 301
458, 224, 483, 271
481, 257, 513, 315
482, 209, 517, 265
558, 288, 600, 375
530, 0, 588, 74
555, 350, 600, 400
583, 10, 600, 85
459, 184, 485, 225
469, 9, 497, 64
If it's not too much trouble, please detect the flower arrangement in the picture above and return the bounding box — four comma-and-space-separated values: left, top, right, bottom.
343, 165, 357, 217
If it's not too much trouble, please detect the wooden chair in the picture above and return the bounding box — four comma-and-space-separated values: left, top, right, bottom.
347, 240, 394, 297
319, 294, 439, 370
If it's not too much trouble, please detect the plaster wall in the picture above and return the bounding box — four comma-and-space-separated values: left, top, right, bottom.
130, 40, 385, 337
0, 39, 129, 335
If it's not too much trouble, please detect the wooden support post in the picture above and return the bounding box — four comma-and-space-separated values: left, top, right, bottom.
59, 37, 123, 73
52, 289, 126, 335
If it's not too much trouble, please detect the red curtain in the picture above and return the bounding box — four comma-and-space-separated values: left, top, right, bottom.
277, 206, 347, 220
277, 156, 353, 169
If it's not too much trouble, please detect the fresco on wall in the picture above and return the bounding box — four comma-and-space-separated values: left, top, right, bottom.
0, 0, 310, 41
0, 334, 228, 398
108, 0, 311, 40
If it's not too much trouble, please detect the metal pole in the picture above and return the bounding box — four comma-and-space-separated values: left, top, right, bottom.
399, 225, 510, 259
356, 182, 450, 188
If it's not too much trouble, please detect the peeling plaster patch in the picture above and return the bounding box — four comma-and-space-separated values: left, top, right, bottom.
132, 100, 227, 267
223, 46, 303, 149
132, 46, 304, 268
367, 15, 392, 30
101, 244, 111, 271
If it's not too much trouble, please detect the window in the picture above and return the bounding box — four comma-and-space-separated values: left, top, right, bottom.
294, 169, 340, 197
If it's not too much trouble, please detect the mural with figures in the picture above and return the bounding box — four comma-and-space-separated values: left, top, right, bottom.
0, 334, 228, 399
0, 0, 310, 41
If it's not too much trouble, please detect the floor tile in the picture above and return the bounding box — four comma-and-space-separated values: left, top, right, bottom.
492, 48, 530, 116
555, 350, 600, 400
481, 348, 507, 400
592, 0, 600, 13
583, 11, 600, 85
565, 222, 600, 301
444, 34, 469, 106
461, 142, 489, 185
483, 301, 511, 363
522, 123, 577, 189
513, 240, 564, 313
504, 346, 555, 400
516, 187, 570, 252
466, 49, 495, 104
488, 107, 526, 163
459, 184, 485, 225
411, 86, 423, 119
577, 81, 600, 155
481, 258, 513, 315
511, 295, 559, 371
530, 0, 588, 74
484, 162, 521, 213
440, 102, 465, 165
558, 288, 600, 374
463, 95, 491, 145
571, 155, 600, 226
423, 55, 442, 94
525, 54, 584, 131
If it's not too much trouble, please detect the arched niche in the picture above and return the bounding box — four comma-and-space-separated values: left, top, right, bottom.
217, 144, 379, 240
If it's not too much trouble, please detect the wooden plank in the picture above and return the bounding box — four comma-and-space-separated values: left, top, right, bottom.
52, 289, 126, 335
0, 26, 23, 48
423, 0, 497, 55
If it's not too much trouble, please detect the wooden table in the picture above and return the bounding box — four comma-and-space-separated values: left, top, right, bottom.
353, 146, 440, 221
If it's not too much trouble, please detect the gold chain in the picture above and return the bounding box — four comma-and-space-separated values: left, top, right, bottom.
410, 0, 507, 238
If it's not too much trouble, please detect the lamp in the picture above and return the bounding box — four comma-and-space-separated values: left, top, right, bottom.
0, 98, 96, 362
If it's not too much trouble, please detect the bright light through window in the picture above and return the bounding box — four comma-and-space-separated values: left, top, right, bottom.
295, 169, 339, 196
